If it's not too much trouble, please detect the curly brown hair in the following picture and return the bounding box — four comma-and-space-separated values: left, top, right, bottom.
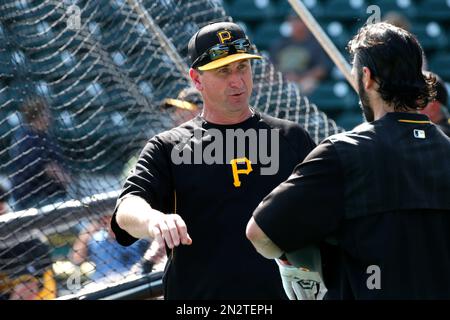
347, 22, 436, 111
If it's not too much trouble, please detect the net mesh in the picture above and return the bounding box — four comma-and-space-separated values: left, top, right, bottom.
0, 0, 343, 300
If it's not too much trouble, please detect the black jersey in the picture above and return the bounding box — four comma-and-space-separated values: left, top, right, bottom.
112, 111, 315, 299
254, 112, 450, 299
437, 117, 450, 137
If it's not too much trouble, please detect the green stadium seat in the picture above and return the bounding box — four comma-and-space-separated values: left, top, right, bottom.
89, 0, 117, 22
252, 22, 283, 51
270, 0, 293, 19
372, 0, 417, 19
321, 0, 368, 22
0, 50, 15, 77
0, 114, 13, 166
428, 52, 450, 82
416, 0, 450, 21
8, 23, 39, 46
336, 110, 364, 130
269, 0, 326, 23
310, 80, 358, 112
0, 23, 11, 50
411, 22, 448, 52
228, 0, 275, 22
325, 21, 351, 52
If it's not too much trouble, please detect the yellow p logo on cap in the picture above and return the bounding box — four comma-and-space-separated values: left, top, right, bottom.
217, 30, 232, 44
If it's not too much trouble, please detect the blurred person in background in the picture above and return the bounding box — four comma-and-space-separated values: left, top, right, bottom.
0, 187, 56, 300
421, 73, 450, 137
8, 96, 71, 211
0, 184, 11, 215
162, 86, 203, 126
70, 214, 152, 282
270, 13, 331, 94
383, 11, 411, 31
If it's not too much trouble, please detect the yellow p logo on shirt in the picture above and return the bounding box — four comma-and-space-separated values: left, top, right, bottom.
230, 157, 252, 187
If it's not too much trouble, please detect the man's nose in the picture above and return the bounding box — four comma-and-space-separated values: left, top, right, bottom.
228, 71, 244, 88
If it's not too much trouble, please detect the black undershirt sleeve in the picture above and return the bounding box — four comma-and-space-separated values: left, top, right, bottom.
111, 135, 173, 246
253, 140, 345, 253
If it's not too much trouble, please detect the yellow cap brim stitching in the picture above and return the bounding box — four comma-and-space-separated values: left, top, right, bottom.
198, 53, 262, 71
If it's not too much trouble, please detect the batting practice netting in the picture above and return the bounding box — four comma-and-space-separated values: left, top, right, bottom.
0, 0, 343, 300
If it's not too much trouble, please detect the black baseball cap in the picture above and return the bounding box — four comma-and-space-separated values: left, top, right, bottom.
188, 22, 261, 71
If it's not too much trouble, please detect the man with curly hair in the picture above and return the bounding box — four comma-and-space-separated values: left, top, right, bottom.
247, 22, 450, 299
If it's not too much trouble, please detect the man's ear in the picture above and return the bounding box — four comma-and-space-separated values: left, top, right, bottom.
362, 66, 374, 90
189, 68, 203, 91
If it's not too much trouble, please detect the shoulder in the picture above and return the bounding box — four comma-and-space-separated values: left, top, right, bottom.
149, 118, 200, 148
259, 112, 316, 159
259, 112, 309, 136
327, 122, 374, 145
303, 138, 339, 163
259, 112, 315, 146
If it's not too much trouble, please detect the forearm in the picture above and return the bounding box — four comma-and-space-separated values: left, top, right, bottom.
253, 237, 283, 259
71, 235, 89, 265
246, 217, 283, 259
115, 195, 163, 239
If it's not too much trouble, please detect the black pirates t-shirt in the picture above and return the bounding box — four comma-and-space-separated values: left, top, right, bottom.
112, 111, 315, 299
254, 113, 450, 299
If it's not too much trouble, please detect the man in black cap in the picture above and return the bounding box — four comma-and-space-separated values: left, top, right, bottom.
247, 22, 450, 299
420, 73, 450, 137
111, 21, 316, 299
162, 86, 203, 126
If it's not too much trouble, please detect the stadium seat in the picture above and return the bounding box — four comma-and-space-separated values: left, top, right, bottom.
310, 80, 358, 112
0, 116, 13, 166
101, 23, 142, 53
252, 21, 283, 51
371, 0, 417, 19
0, 23, 10, 50
227, 0, 275, 22
0, 50, 15, 77
336, 110, 364, 130
16, 19, 56, 48
28, 50, 68, 81
0, 84, 15, 112
428, 52, 450, 82
0, 85, 18, 164
321, 0, 368, 22
416, 0, 450, 21
325, 21, 351, 52
89, 0, 117, 22
411, 22, 448, 52
270, 0, 293, 19
270, 0, 326, 23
